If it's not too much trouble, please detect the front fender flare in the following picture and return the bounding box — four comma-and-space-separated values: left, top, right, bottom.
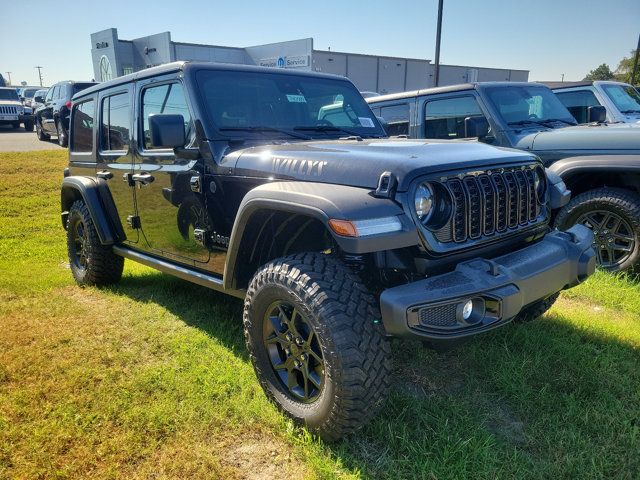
223, 181, 419, 290
548, 155, 640, 179
61, 176, 125, 245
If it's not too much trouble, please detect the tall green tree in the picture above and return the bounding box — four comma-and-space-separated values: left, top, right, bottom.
615, 49, 638, 83
583, 63, 615, 81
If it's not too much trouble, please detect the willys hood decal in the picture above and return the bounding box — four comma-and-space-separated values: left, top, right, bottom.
232, 138, 536, 191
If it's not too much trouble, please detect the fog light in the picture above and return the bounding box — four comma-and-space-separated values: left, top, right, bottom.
461, 300, 474, 320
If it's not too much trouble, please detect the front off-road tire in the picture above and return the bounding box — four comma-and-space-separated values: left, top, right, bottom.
66, 200, 124, 286
514, 293, 559, 323
243, 252, 391, 441
555, 187, 640, 272
23, 120, 34, 132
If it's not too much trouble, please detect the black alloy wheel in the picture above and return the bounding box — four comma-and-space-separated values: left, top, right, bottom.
262, 300, 324, 403
577, 210, 635, 269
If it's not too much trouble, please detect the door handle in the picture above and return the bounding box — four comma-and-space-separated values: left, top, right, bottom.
96, 170, 113, 180
131, 173, 155, 185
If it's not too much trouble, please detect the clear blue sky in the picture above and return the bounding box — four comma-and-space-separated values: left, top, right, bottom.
2, 0, 638, 87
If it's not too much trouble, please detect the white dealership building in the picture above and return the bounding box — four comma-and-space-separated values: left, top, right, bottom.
91, 28, 529, 95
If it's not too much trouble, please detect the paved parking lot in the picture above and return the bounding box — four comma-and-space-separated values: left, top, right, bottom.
0, 125, 64, 152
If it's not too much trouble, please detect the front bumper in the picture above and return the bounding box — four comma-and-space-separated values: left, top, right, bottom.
380, 225, 595, 341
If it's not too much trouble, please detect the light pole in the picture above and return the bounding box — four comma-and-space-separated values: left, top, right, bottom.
5, 72, 11, 85
433, 0, 444, 87
35, 66, 44, 87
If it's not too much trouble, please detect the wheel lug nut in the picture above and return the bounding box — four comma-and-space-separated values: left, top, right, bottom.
294, 360, 301, 368
300, 353, 307, 361
284, 348, 291, 356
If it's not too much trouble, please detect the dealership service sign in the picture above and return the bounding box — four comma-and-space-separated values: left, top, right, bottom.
259, 55, 309, 69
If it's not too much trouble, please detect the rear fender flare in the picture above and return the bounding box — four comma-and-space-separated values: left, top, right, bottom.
61, 176, 125, 245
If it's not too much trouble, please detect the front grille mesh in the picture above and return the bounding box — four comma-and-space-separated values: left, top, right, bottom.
0, 106, 18, 115
434, 167, 543, 244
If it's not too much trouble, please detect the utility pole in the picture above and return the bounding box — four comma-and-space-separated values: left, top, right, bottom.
35, 66, 44, 87
631, 33, 640, 86
5, 72, 11, 85
433, 0, 444, 87
561, 73, 565, 82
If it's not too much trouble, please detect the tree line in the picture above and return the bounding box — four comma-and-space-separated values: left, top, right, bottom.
584, 49, 638, 83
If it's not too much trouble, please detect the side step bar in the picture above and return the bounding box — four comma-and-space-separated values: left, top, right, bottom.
112, 245, 244, 298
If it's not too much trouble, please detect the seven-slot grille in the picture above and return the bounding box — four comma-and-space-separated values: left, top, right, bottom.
435, 166, 544, 244
0, 105, 19, 115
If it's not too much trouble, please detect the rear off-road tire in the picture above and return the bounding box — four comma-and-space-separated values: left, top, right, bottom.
66, 200, 124, 286
243, 252, 391, 441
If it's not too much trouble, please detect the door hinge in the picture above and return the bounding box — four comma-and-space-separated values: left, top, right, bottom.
127, 215, 141, 229
190, 175, 202, 193
193, 228, 208, 247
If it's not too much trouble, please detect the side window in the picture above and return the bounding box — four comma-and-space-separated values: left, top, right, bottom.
101, 92, 131, 151
425, 96, 485, 139
380, 103, 410, 136
71, 99, 95, 153
141, 82, 192, 150
555, 90, 600, 124
55, 85, 65, 100
45, 86, 55, 102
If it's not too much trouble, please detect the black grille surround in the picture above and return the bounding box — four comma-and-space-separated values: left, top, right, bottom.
413, 162, 548, 253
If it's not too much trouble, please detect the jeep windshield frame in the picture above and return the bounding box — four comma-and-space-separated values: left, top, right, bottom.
194, 69, 386, 141
482, 84, 577, 131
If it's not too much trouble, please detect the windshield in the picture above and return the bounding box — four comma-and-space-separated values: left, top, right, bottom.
0, 89, 19, 101
195, 69, 385, 139
601, 84, 640, 113
22, 88, 38, 98
484, 85, 576, 128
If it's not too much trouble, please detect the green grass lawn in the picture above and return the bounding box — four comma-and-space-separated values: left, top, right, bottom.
1, 150, 639, 479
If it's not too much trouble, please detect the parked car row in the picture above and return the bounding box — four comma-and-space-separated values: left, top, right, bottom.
367, 81, 640, 272
32, 80, 97, 146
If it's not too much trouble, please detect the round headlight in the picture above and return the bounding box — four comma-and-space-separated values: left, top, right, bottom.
534, 167, 546, 203
414, 183, 434, 223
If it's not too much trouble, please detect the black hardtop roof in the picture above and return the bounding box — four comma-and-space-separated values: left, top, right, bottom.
367, 81, 551, 104
74, 61, 354, 99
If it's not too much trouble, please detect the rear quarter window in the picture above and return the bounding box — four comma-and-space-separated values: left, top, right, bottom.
71, 99, 95, 153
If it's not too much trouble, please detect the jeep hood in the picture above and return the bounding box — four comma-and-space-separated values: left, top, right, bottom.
231, 139, 537, 191
0, 100, 21, 107
514, 124, 640, 153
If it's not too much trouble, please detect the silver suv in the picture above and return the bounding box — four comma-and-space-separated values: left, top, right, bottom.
0, 87, 34, 131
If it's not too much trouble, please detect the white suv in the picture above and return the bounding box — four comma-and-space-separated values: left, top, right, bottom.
548, 80, 640, 124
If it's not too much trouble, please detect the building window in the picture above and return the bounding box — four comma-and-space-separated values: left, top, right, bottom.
122, 65, 134, 76
99, 55, 113, 81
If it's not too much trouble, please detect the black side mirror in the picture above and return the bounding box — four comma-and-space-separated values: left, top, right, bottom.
587, 105, 607, 123
376, 116, 389, 135
149, 114, 185, 148
34, 95, 44, 103
464, 116, 490, 138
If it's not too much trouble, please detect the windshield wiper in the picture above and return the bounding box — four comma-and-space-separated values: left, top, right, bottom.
507, 119, 550, 128
621, 109, 640, 114
293, 125, 379, 138
218, 126, 311, 140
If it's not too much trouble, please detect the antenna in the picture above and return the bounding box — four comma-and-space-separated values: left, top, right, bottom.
35, 66, 44, 87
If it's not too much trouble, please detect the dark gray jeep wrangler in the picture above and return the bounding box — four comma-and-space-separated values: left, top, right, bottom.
61, 62, 595, 440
